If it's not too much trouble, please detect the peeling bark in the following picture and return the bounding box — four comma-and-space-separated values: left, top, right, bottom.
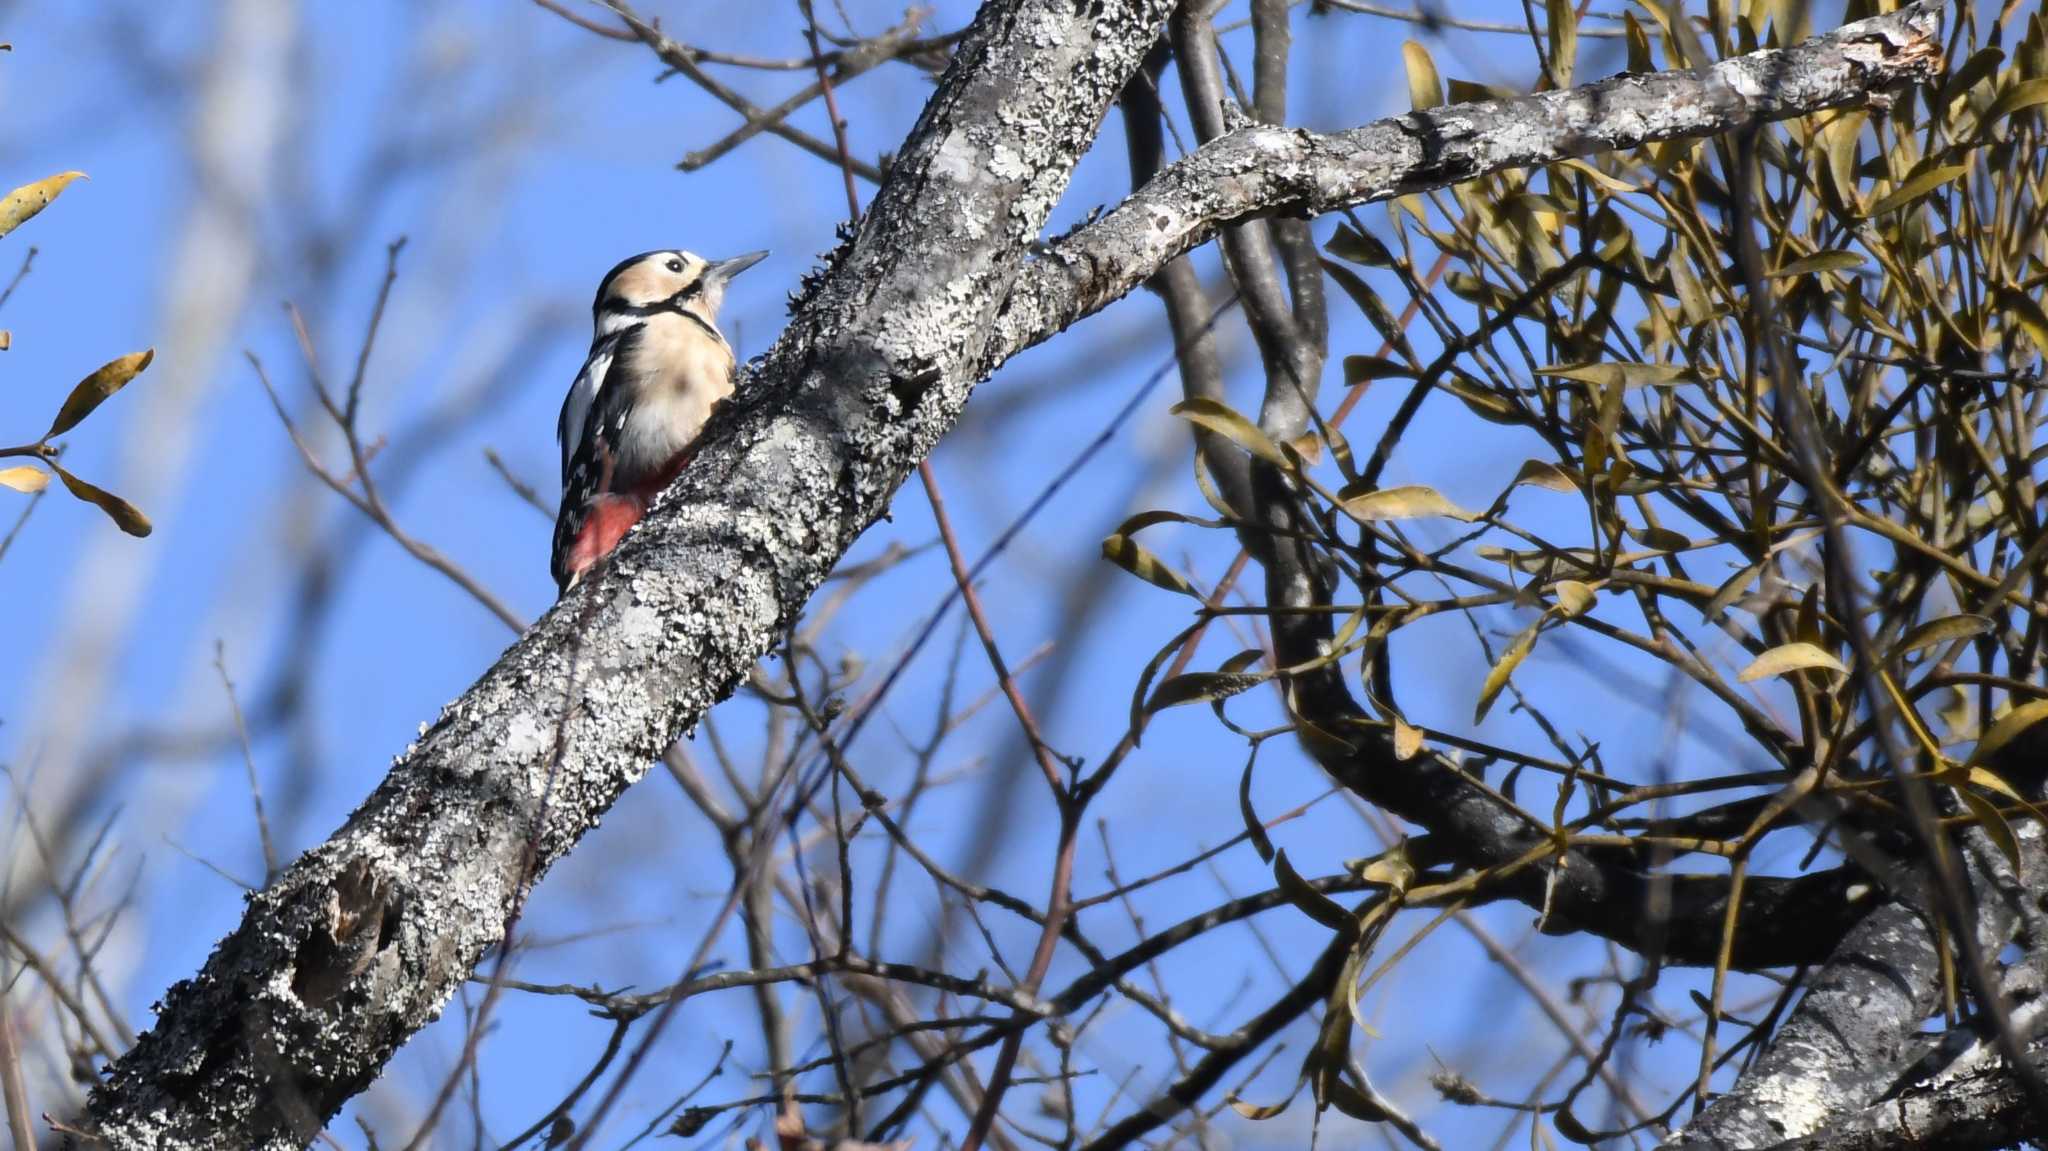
80, 2, 1948, 1147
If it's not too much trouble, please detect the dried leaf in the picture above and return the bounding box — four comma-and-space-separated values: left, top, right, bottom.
0, 171, 85, 240
1168, 397, 1288, 467
0, 465, 48, 493
47, 348, 153, 438
1736, 641, 1845, 683
50, 461, 151, 537
1392, 716, 1423, 760
1339, 483, 1475, 523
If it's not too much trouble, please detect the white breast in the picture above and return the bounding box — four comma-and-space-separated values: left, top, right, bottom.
612, 312, 735, 487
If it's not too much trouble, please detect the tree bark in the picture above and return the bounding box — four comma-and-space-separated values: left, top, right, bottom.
79, 3, 1945, 1146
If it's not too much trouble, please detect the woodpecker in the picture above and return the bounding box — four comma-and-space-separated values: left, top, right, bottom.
552, 248, 766, 592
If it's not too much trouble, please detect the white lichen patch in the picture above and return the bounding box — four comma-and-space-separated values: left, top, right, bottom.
501, 711, 549, 762
617, 601, 663, 650
932, 132, 982, 186
987, 142, 1030, 182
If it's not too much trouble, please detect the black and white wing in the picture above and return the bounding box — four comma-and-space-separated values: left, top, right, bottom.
550, 331, 648, 591
556, 335, 617, 484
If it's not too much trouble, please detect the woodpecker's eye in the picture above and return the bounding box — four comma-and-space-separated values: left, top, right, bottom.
666, 258, 684, 273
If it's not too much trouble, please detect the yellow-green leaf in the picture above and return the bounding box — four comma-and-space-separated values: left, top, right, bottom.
1338, 483, 1475, 523
1402, 41, 1442, 110
1629, 523, 1692, 552
1894, 614, 1994, 656
1623, 11, 1654, 72
1352, 843, 1415, 892
47, 348, 153, 439
1441, 374, 1521, 424
1168, 398, 1287, 467
50, 462, 151, 537
0, 171, 85, 240
1146, 669, 1269, 714
1101, 534, 1193, 596
1963, 766, 2048, 831
1538, 361, 1689, 388
1322, 1077, 1392, 1122
1769, 251, 1865, 279
1510, 459, 1580, 493
1328, 224, 1396, 267
1943, 47, 2003, 103
0, 465, 48, 493
1474, 621, 1541, 723
1704, 561, 1762, 621
1865, 164, 1968, 218
1985, 78, 2048, 130
1968, 698, 2048, 768
1736, 641, 1845, 683
1995, 285, 2048, 354
1545, 0, 1576, 87
1275, 849, 1355, 933
1343, 354, 1410, 384
1552, 579, 1595, 618
1228, 1094, 1295, 1121
1956, 788, 2022, 875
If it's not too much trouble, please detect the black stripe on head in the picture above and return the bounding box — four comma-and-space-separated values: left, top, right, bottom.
593, 250, 669, 313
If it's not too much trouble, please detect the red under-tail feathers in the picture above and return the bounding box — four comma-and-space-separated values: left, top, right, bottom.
559, 445, 698, 590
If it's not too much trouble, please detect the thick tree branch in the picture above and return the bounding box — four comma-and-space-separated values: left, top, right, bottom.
80, 3, 1945, 1147
990, 0, 1943, 363
81, 0, 1176, 1142
1668, 824, 2043, 1149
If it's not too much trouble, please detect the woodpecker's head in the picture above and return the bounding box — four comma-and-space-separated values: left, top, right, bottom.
593, 249, 767, 332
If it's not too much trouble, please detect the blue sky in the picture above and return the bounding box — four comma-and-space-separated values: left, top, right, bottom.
0, 1, 1807, 1146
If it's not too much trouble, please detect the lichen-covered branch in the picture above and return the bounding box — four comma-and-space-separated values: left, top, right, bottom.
80, 0, 1177, 1141
989, 0, 1943, 363
80, 3, 1947, 1147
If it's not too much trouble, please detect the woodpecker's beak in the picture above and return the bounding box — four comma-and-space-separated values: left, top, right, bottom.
708, 251, 768, 282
